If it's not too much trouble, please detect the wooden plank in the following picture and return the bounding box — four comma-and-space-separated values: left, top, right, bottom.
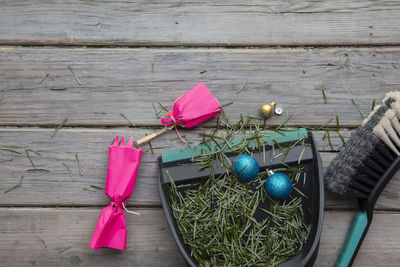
316, 211, 400, 267
1, 47, 398, 127
1, 1, 400, 46
0, 127, 398, 210
0, 208, 186, 267
0, 208, 399, 266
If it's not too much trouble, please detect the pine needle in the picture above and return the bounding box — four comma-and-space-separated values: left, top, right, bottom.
26, 149, 41, 155
75, 153, 83, 176
371, 99, 376, 111
0, 90, 5, 103
90, 185, 105, 190
24, 149, 49, 171
314, 118, 333, 131
36, 237, 47, 248
1, 147, 22, 154
94, 111, 106, 114
152, 63, 154, 73
68, 66, 82, 85
62, 162, 75, 182
158, 102, 169, 112
119, 113, 135, 126
152, 103, 162, 119
321, 89, 327, 104
50, 87, 68, 91
221, 101, 234, 108
351, 99, 365, 118
51, 118, 68, 138
336, 130, 346, 146
294, 187, 306, 198
298, 147, 306, 165
39, 73, 50, 85
248, 115, 264, 120
200, 70, 207, 74
58, 246, 71, 253
0, 158, 13, 163
83, 188, 96, 192
148, 141, 154, 154
336, 115, 339, 131
27, 168, 50, 172
326, 130, 334, 151
321, 131, 327, 150
4, 175, 23, 193
236, 80, 248, 94
25, 149, 36, 168
143, 133, 155, 154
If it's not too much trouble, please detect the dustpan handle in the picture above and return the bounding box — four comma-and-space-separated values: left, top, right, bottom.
335, 211, 370, 267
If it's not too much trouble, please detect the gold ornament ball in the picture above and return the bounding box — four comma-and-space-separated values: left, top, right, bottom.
260, 101, 276, 118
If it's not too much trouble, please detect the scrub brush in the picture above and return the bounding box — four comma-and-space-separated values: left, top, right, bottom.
325, 91, 400, 267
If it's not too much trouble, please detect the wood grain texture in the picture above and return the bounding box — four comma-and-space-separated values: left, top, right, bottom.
1, 127, 399, 210
0, 208, 399, 266
0, 208, 185, 267
1, 47, 399, 127
317, 211, 400, 267
2, 1, 400, 265
1, 1, 400, 46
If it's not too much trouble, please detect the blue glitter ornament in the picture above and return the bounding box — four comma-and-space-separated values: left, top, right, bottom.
233, 154, 260, 182
265, 170, 292, 199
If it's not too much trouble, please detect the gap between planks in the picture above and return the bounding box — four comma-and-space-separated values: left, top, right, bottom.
4, 44, 400, 49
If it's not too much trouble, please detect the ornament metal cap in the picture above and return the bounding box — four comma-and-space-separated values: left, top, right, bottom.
267, 169, 275, 176
274, 106, 283, 115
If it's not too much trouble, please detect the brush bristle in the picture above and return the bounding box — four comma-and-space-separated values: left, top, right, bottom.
325, 92, 400, 198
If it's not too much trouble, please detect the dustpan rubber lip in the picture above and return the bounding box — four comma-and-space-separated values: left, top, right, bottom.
157, 156, 198, 267
309, 133, 324, 266
157, 131, 324, 267
298, 130, 325, 266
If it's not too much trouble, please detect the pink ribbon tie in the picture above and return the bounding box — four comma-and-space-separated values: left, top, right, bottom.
122, 201, 140, 215
168, 110, 187, 144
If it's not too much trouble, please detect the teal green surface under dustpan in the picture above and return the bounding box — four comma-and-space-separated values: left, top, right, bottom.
158, 128, 324, 267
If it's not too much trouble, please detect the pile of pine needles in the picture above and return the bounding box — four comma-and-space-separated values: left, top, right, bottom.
167, 110, 312, 266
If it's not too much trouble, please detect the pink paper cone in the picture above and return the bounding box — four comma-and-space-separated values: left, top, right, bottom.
90, 136, 142, 250
161, 82, 221, 128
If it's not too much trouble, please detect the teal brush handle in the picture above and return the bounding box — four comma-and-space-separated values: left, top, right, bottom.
335, 211, 369, 267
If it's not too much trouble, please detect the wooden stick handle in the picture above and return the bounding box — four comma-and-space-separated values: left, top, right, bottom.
135, 127, 170, 146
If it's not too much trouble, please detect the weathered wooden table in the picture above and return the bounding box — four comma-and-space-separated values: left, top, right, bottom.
1, 1, 400, 266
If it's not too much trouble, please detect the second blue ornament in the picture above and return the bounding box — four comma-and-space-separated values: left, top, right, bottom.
233, 154, 260, 182
265, 170, 293, 199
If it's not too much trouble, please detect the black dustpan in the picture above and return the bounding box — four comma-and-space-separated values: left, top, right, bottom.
158, 128, 324, 266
